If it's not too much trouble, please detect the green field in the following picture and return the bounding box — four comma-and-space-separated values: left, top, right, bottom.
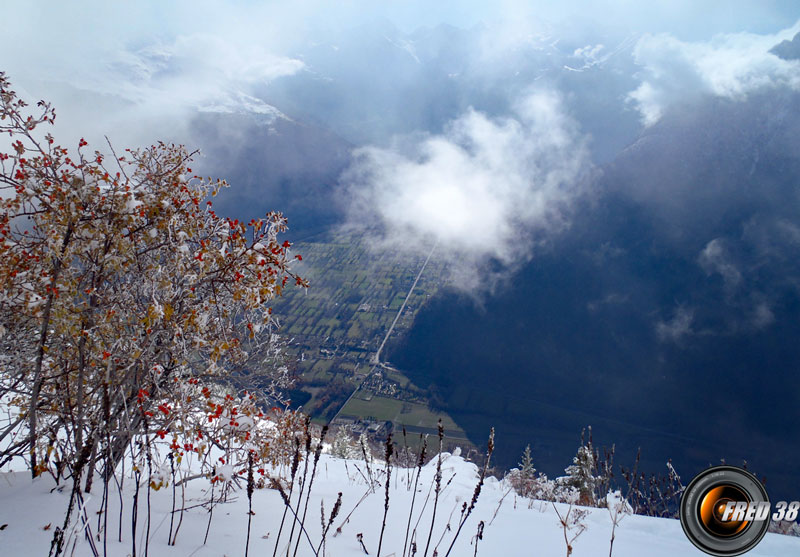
342, 393, 464, 433
266, 231, 472, 450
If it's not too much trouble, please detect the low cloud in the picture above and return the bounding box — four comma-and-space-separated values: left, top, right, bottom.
628, 21, 800, 125
102, 35, 304, 112
0, 3, 307, 149
343, 90, 590, 291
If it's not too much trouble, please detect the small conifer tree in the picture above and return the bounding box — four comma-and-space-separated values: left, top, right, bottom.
561, 429, 598, 506
330, 425, 359, 459
519, 444, 536, 480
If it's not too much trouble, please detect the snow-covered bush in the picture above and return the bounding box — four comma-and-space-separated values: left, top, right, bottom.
330, 425, 361, 459
558, 442, 599, 506
507, 443, 590, 506
0, 72, 307, 555
770, 520, 800, 537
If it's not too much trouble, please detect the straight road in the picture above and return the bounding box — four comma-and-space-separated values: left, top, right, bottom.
330, 242, 437, 424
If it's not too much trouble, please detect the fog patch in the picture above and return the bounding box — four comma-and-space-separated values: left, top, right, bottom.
343, 89, 590, 292
628, 21, 800, 125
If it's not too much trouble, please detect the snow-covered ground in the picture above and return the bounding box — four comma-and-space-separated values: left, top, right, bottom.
1, 452, 798, 556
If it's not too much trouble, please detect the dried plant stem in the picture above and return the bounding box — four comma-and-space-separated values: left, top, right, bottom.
167, 454, 176, 545
360, 437, 374, 489
101, 463, 110, 556
423, 420, 444, 557
287, 420, 313, 556
293, 425, 328, 557
171, 479, 186, 545
315, 492, 342, 557
113, 465, 124, 543
411, 471, 457, 553
357, 532, 370, 554
272, 437, 302, 557
145, 441, 153, 557
443, 428, 494, 557
473, 521, 484, 557
132, 464, 141, 557
334, 485, 372, 537
553, 504, 587, 557
246, 452, 255, 557
608, 520, 618, 557
434, 503, 459, 554
489, 488, 513, 526
273, 484, 318, 556
376, 434, 393, 557
402, 435, 427, 557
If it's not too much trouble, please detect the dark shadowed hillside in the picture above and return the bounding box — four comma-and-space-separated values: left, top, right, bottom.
189, 110, 353, 238
390, 90, 800, 502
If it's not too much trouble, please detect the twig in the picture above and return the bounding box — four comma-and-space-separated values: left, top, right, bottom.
402, 435, 427, 557
423, 421, 444, 557
443, 428, 494, 557
357, 533, 370, 554
246, 452, 254, 557
272, 437, 301, 557
203, 472, 215, 545
293, 424, 329, 557
315, 492, 342, 557
473, 521, 484, 557
171, 478, 186, 545
376, 434, 393, 557
287, 419, 313, 556
168, 454, 176, 545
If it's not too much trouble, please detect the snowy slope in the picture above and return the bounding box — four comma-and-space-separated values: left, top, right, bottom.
1, 453, 798, 556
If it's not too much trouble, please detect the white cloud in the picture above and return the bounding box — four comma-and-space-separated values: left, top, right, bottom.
3, 1, 797, 148
344, 89, 589, 291
101, 34, 304, 108
698, 238, 741, 292
752, 302, 775, 329
656, 306, 694, 342
628, 21, 800, 125
0, 2, 306, 149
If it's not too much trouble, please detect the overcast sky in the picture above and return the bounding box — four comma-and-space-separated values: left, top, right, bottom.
2, 1, 797, 144
5, 1, 798, 45
2, 1, 799, 289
